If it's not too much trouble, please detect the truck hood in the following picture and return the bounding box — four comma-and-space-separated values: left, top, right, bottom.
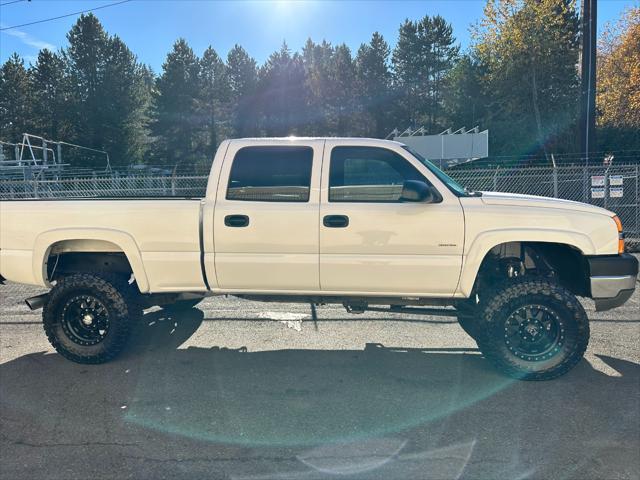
480, 191, 614, 216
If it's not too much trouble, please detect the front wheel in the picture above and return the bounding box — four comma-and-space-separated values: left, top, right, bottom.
43, 273, 140, 364
478, 278, 589, 380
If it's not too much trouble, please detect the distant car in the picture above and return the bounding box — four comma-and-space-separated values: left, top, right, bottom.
1, 137, 637, 379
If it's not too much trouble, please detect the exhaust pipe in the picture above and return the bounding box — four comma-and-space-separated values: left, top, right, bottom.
25, 293, 49, 311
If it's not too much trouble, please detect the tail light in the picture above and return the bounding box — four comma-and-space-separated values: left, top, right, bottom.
612, 215, 624, 254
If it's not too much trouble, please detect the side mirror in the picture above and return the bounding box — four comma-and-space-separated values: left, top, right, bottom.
400, 180, 441, 203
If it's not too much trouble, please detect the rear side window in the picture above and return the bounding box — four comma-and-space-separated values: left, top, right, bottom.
226, 146, 313, 202
329, 146, 428, 202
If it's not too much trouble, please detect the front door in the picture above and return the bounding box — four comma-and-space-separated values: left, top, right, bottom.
319, 141, 464, 296
213, 141, 323, 291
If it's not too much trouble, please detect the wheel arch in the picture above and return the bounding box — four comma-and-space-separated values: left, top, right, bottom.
459, 230, 595, 297
33, 228, 150, 293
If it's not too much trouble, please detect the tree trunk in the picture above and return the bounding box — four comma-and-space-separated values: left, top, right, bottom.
531, 68, 550, 163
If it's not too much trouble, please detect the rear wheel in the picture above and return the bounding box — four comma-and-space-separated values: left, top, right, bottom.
43, 273, 141, 364
477, 278, 589, 380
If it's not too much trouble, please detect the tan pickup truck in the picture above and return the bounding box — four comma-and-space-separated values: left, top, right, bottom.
1, 138, 637, 379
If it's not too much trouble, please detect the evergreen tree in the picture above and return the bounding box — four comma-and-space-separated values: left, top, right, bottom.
64, 13, 110, 165
257, 42, 308, 136
301, 38, 334, 134
427, 15, 459, 129
328, 44, 357, 135
226, 45, 258, 137
102, 35, 151, 166
392, 20, 422, 128
63, 14, 150, 167
355, 32, 392, 137
392, 15, 458, 132
442, 55, 485, 130
151, 38, 201, 168
199, 46, 229, 158
30, 49, 67, 141
0, 53, 33, 142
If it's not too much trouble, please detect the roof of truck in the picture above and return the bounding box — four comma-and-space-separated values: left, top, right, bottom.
229, 137, 405, 145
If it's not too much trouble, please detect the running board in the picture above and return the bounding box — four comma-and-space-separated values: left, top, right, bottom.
361, 306, 458, 317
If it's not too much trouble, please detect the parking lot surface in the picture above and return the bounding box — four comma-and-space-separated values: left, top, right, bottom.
1, 275, 639, 480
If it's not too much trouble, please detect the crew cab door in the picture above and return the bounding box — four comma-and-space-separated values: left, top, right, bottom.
213, 141, 323, 290
319, 141, 464, 296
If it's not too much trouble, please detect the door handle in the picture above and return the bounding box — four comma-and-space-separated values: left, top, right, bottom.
224, 214, 250, 227
323, 215, 349, 228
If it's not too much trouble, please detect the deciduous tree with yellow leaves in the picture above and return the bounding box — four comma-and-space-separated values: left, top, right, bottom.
597, 6, 640, 142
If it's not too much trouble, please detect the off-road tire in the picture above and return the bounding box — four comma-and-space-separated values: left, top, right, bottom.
43, 273, 141, 364
478, 278, 589, 380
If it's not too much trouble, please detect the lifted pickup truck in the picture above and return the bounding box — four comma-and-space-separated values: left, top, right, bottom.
1, 138, 637, 379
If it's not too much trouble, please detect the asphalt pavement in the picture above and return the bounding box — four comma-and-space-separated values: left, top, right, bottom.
1, 275, 638, 480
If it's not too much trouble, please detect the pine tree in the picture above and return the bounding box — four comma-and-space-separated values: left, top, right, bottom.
392, 20, 422, 129
257, 42, 308, 136
30, 49, 67, 141
392, 16, 459, 132
355, 32, 392, 137
152, 38, 201, 169
442, 55, 485, 130
64, 13, 110, 165
199, 46, 229, 158
62, 15, 150, 167
425, 15, 459, 130
102, 35, 151, 167
301, 39, 334, 134
0, 53, 33, 142
328, 44, 356, 135
226, 45, 258, 137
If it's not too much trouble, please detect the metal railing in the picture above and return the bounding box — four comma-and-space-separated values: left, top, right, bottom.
1, 163, 638, 250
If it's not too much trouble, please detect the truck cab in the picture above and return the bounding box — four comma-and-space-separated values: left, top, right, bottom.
204, 138, 464, 297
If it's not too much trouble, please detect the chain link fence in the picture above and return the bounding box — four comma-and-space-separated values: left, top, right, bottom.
0, 175, 208, 199
1, 163, 638, 250
447, 164, 639, 250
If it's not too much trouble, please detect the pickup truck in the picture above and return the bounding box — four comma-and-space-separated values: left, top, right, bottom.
1, 138, 637, 379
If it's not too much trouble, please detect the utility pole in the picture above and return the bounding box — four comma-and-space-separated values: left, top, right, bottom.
579, 0, 597, 165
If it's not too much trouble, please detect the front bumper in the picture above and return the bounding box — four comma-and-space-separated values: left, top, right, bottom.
588, 253, 638, 311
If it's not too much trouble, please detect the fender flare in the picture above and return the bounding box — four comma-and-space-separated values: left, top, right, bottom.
33, 228, 150, 293
457, 228, 595, 296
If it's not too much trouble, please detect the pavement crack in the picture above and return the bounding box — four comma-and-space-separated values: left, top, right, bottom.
9, 439, 139, 448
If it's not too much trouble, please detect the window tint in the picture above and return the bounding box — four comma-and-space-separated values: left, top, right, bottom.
227, 146, 313, 202
329, 146, 428, 202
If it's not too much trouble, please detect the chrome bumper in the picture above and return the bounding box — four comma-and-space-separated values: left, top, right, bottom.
588, 254, 638, 311
591, 275, 637, 299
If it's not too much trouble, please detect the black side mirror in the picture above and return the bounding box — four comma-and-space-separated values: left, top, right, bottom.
400, 180, 441, 203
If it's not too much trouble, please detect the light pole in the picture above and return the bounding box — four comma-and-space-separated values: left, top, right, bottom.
579, 0, 597, 165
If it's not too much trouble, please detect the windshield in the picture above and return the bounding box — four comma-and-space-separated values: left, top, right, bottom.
401, 146, 471, 197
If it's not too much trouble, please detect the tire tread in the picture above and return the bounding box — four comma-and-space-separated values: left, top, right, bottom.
478, 277, 589, 381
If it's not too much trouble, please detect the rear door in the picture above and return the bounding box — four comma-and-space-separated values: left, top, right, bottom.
213, 140, 323, 291
319, 140, 464, 296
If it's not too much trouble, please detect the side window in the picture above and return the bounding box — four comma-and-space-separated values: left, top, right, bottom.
329, 146, 429, 202
227, 146, 313, 202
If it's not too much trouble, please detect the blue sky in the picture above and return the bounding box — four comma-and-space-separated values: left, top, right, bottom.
0, 0, 635, 71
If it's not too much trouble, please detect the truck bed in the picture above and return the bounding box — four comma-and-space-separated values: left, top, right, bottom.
0, 199, 205, 292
